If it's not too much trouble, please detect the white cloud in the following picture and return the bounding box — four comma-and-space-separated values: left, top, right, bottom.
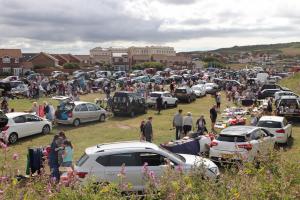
0, 0, 299, 53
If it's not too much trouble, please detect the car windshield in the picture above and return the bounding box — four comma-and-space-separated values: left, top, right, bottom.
150, 93, 161, 97
159, 147, 186, 163
217, 134, 246, 142
76, 153, 89, 166
257, 121, 282, 128
175, 89, 186, 93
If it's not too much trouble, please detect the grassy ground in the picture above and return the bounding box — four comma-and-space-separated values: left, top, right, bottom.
3, 76, 300, 172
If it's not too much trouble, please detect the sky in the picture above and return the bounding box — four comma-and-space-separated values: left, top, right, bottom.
0, 0, 300, 54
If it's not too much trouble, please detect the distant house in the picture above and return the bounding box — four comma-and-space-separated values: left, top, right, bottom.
75, 55, 93, 66
112, 53, 129, 71
0, 49, 33, 75
52, 54, 81, 66
28, 52, 59, 68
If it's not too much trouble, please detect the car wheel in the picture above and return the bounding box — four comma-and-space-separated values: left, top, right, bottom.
42, 125, 50, 134
130, 111, 135, 118
174, 101, 178, 107
187, 97, 191, 103
99, 114, 106, 122
73, 119, 80, 127
8, 133, 18, 144
164, 102, 168, 109
143, 107, 147, 114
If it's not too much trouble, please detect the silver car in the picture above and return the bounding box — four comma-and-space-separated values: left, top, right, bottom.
56, 101, 107, 127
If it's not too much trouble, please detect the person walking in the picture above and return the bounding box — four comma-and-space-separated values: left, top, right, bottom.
196, 115, 207, 135
173, 109, 183, 140
144, 117, 153, 142
140, 120, 146, 141
44, 101, 51, 121
156, 95, 163, 114
210, 105, 218, 132
183, 112, 193, 137
216, 93, 221, 111
61, 140, 74, 168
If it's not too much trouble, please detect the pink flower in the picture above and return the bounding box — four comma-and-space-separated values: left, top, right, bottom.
12, 153, 19, 160
176, 165, 183, 173
0, 142, 7, 149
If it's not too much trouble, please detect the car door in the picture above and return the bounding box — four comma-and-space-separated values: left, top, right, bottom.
138, 151, 168, 183
11, 115, 31, 138
249, 130, 263, 159
103, 153, 143, 191
86, 103, 99, 121
260, 129, 275, 152
74, 104, 89, 123
24, 114, 43, 136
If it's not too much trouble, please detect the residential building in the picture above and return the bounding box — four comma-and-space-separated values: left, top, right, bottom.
112, 53, 129, 71
28, 52, 59, 68
0, 49, 33, 75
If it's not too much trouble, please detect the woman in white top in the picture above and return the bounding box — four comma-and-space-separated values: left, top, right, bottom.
183, 112, 193, 136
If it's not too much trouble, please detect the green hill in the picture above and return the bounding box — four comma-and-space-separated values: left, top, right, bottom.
183, 42, 300, 56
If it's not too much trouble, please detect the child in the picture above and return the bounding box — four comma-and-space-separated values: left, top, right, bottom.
61, 140, 73, 168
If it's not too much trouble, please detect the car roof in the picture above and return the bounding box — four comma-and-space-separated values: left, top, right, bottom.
5, 112, 33, 118
279, 96, 299, 99
220, 126, 258, 136
73, 101, 93, 105
151, 91, 169, 94
259, 116, 284, 122
85, 141, 159, 155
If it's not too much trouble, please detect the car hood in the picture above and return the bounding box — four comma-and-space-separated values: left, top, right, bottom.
180, 154, 217, 169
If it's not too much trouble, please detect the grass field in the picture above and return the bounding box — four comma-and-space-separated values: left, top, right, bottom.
3, 76, 300, 172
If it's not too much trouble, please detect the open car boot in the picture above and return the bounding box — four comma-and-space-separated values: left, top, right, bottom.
0, 111, 8, 129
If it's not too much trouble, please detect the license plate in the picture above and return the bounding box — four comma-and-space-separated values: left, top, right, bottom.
221, 153, 234, 159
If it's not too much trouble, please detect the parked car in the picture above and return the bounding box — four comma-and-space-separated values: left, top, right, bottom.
73, 70, 84, 76
51, 71, 63, 76
174, 86, 197, 103
71, 141, 220, 191
204, 83, 219, 95
258, 89, 281, 99
209, 126, 275, 163
260, 84, 290, 91
147, 91, 178, 108
56, 101, 107, 127
191, 84, 206, 97
112, 91, 147, 117
257, 116, 292, 144
0, 112, 52, 144
132, 75, 150, 84
1, 76, 19, 82
150, 75, 165, 84
276, 96, 300, 118
274, 91, 299, 105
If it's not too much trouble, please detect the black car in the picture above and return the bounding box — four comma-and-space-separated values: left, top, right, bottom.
258, 89, 281, 99
261, 84, 290, 91
112, 91, 147, 117
174, 87, 197, 103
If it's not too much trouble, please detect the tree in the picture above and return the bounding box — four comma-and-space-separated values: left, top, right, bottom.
202, 56, 225, 68
132, 62, 164, 71
63, 62, 80, 69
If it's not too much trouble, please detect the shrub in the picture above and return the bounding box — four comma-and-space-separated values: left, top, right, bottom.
63, 63, 80, 69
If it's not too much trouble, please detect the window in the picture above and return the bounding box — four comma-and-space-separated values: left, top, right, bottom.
217, 134, 246, 142
75, 104, 88, 112
257, 120, 282, 128
77, 153, 89, 167
107, 153, 138, 166
2, 56, 10, 63
250, 130, 262, 140
15, 58, 19, 63
25, 115, 41, 122
13, 116, 26, 123
138, 152, 166, 166
87, 103, 98, 111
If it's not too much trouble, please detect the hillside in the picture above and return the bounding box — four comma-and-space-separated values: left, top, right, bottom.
182, 42, 300, 56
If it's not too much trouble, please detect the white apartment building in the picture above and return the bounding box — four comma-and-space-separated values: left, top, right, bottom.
128, 46, 176, 56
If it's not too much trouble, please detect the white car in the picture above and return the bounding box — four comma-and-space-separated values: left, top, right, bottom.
274, 91, 299, 104
191, 84, 206, 97
257, 116, 292, 144
209, 126, 275, 163
72, 141, 220, 191
0, 112, 52, 144
51, 71, 63, 76
147, 91, 178, 108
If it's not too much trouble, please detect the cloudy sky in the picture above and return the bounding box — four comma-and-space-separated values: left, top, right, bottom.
0, 0, 299, 54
